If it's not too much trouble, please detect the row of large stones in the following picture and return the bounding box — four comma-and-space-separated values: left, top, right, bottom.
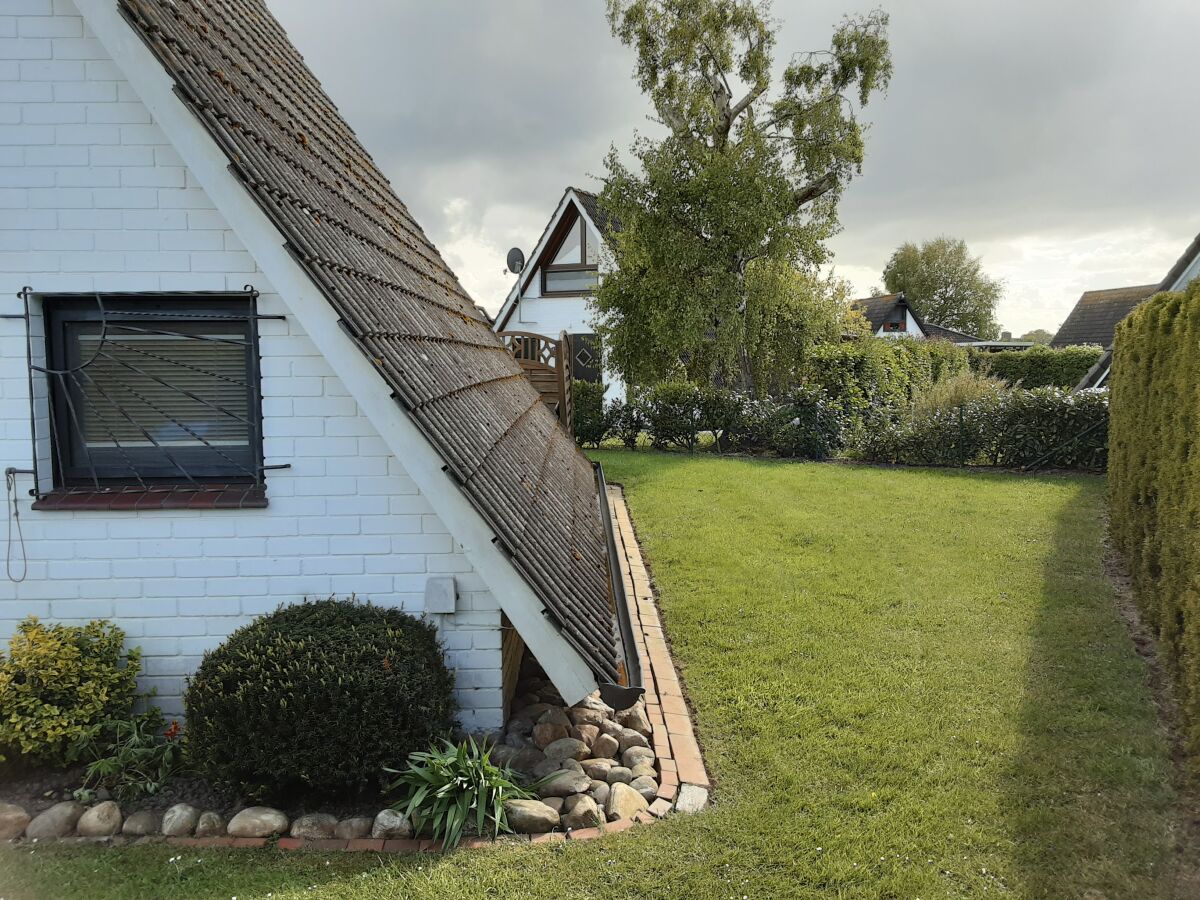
1, 686, 672, 844
492, 684, 660, 833
0, 800, 414, 843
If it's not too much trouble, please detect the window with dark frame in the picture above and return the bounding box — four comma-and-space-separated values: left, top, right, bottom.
40, 294, 263, 490
541, 216, 599, 295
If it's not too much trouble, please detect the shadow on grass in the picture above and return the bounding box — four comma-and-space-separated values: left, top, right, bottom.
1003, 482, 1178, 897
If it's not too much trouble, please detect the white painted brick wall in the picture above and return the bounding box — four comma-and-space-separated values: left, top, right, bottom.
0, 1, 504, 732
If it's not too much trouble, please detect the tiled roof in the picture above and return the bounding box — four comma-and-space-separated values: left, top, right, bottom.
921, 322, 981, 343
572, 187, 622, 236
117, 0, 619, 681
1160, 231, 1200, 291
1050, 284, 1159, 348
852, 294, 903, 331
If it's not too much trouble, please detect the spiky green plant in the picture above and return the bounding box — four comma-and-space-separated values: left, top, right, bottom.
385, 737, 535, 850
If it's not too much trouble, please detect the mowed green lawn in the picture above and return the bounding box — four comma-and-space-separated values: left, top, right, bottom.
0, 453, 1184, 899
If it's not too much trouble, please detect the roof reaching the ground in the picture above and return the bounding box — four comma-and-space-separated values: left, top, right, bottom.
117, 0, 619, 682
1050, 284, 1159, 348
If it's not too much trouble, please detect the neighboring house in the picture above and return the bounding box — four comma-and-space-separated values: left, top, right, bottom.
853, 294, 931, 339
1062, 229, 1200, 388
1050, 285, 1160, 349
494, 187, 621, 395
0, 0, 641, 730
852, 293, 1025, 351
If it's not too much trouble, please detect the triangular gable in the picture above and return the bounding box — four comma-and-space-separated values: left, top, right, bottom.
83, 0, 624, 700
495, 188, 609, 331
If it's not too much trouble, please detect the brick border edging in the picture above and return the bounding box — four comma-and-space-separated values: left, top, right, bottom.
608, 485, 711, 800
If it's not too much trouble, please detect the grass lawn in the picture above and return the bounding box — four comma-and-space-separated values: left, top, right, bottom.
0, 453, 1185, 899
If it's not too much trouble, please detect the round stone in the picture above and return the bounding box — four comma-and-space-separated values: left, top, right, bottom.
532, 722, 570, 749
581, 758, 613, 780
631, 763, 657, 779
561, 794, 602, 830
540, 796, 565, 814
290, 812, 338, 840
194, 811, 225, 838
617, 727, 650, 754
161, 803, 200, 838
605, 781, 649, 820
77, 801, 122, 838
227, 807, 289, 838
370, 808, 412, 840
592, 733, 620, 760
0, 802, 32, 840
543, 737, 589, 761
536, 770, 591, 798
617, 703, 653, 736
588, 781, 610, 806
568, 706, 607, 728
537, 707, 571, 728
606, 766, 634, 785
334, 817, 372, 840
629, 775, 659, 802
121, 809, 160, 837
25, 801, 84, 840
623, 746, 656, 769
504, 799, 559, 834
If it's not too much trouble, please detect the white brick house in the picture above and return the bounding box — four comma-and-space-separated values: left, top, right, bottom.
0, 0, 639, 732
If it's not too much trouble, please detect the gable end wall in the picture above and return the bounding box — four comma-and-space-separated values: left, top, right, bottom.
0, 1, 503, 730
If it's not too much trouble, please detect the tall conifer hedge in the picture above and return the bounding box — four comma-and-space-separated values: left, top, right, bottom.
1108, 279, 1200, 763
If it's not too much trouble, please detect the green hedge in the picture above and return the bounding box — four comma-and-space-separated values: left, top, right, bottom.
856, 387, 1108, 469
805, 338, 969, 421
970, 344, 1104, 388
1108, 280, 1200, 763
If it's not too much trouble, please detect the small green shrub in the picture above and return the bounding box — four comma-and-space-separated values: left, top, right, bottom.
643, 381, 705, 452
184, 598, 457, 800
607, 394, 646, 450
768, 387, 846, 460
571, 380, 608, 448
386, 736, 534, 849
970, 344, 1104, 388
72, 707, 184, 803
0, 618, 140, 767
1108, 279, 1200, 764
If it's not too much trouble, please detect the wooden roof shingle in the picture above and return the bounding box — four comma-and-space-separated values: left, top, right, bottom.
116, 0, 619, 681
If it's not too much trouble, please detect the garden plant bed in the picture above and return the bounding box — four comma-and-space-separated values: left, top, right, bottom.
0, 485, 709, 853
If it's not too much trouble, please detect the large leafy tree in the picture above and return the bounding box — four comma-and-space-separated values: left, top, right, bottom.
595, 0, 891, 394
882, 237, 1003, 339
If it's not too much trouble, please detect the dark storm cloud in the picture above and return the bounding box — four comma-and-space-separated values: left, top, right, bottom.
268, 0, 1200, 331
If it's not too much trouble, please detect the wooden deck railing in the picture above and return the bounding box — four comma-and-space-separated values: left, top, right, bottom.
499, 330, 573, 430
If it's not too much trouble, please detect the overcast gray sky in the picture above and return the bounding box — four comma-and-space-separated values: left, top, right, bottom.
267, 0, 1199, 336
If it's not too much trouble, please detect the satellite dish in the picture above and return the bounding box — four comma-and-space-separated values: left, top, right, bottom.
506, 247, 526, 275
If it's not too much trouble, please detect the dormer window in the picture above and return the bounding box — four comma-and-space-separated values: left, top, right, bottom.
542, 215, 599, 295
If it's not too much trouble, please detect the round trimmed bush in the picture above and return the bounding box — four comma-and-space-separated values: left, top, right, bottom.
184, 598, 457, 800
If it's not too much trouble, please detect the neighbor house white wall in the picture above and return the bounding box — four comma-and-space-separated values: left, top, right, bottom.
502, 211, 624, 397
0, 0, 504, 730
874, 309, 926, 339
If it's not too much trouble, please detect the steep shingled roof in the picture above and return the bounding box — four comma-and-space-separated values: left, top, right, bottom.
571, 187, 622, 237
1050, 284, 1159, 349
117, 0, 619, 681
